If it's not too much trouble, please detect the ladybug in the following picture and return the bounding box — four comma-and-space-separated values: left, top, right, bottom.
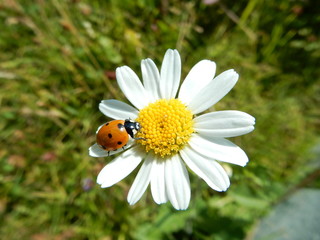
96, 119, 142, 155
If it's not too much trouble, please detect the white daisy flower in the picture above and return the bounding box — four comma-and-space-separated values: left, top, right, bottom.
89, 49, 255, 210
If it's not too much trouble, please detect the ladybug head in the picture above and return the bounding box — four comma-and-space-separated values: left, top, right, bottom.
124, 119, 141, 139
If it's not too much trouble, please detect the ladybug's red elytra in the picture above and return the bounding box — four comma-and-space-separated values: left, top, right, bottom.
96, 119, 142, 155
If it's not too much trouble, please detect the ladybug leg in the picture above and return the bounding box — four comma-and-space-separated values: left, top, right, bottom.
133, 137, 146, 140
107, 151, 110, 156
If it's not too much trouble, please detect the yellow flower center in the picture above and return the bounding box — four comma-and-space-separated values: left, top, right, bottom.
135, 99, 194, 158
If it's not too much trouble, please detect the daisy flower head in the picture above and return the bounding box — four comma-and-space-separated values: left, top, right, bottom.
89, 49, 255, 210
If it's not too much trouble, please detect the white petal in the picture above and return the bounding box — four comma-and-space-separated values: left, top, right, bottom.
196, 126, 255, 138
187, 69, 239, 114
195, 110, 255, 123
89, 143, 133, 158
141, 58, 161, 101
99, 100, 139, 120
127, 154, 153, 205
194, 110, 255, 137
116, 66, 151, 109
150, 157, 168, 204
178, 60, 216, 105
165, 155, 191, 210
180, 146, 230, 191
188, 134, 249, 166
89, 143, 110, 157
97, 146, 144, 188
160, 49, 181, 99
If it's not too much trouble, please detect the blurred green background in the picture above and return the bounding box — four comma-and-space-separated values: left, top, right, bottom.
1, 0, 319, 239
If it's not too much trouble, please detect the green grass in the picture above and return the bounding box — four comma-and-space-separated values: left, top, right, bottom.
1, 0, 319, 239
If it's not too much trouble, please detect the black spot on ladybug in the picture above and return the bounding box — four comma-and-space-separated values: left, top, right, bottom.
117, 141, 122, 145
105, 123, 109, 126
108, 133, 112, 138
117, 123, 124, 130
